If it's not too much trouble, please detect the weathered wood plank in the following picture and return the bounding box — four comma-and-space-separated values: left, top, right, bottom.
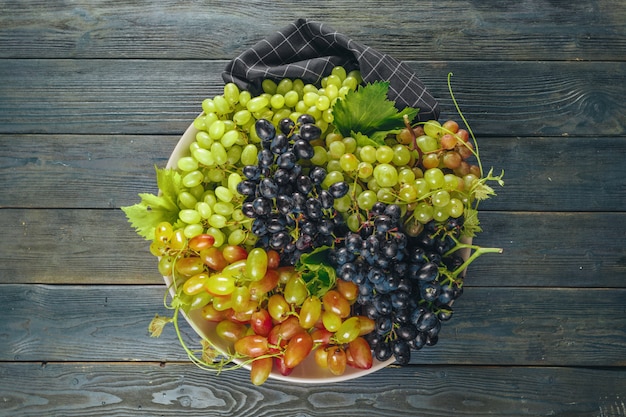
1, 284, 625, 366
1, 0, 625, 62
1, 209, 624, 287
2, 135, 625, 212
1, 362, 624, 417
0, 59, 624, 137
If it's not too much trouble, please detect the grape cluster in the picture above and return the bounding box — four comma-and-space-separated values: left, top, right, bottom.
238, 115, 350, 266
329, 202, 465, 364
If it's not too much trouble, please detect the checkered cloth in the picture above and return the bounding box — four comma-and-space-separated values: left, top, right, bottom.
222, 18, 439, 121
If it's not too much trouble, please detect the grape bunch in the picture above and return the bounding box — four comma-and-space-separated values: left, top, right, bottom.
329, 201, 465, 365
237, 114, 350, 266
125, 64, 505, 385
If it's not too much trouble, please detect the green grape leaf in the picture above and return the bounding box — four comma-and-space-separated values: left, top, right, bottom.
461, 206, 482, 238
121, 166, 182, 240
295, 246, 336, 297
332, 81, 418, 140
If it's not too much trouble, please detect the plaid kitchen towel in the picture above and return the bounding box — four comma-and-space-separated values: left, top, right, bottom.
222, 18, 440, 121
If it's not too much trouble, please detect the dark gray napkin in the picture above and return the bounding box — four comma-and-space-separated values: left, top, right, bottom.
222, 18, 439, 122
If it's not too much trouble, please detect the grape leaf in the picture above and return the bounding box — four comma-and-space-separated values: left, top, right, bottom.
332, 81, 418, 140
121, 166, 182, 240
296, 246, 336, 297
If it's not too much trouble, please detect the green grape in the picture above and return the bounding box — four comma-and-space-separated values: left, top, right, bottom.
433, 207, 449, 222
357, 190, 377, 210
342, 136, 357, 154
209, 214, 227, 229
261, 79, 277, 94
207, 227, 226, 247
366, 178, 380, 192
322, 171, 345, 188
270, 94, 285, 109
233, 109, 251, 126
213, 201, 234, 216
423, 120, 443, 138
193, 115, 206, 130
203, 192, 217, 207
398, 184, 418, 202
184, 223, 204, 239
302, 92, 318, 107
177, 156, 199, 172
359, 145, 377, 163
443, 173, 462, 191
414, 202, 434, 223
189, 184, 205, 200
213, 95, 231, 115
231, 208, 245, 222
182, 170, 204, 188
331, 66, 347, 81
376, 146, 394, 164
228, 173, 242, 194
202, 98, 216, 114
215, 186, 233, 202
341, 75, 360, 90
373, 163, 398, 188
339, 153, 359, 172
414, 178, 430, 199
246, 96, 269, 113
316, 95, 331, 111
432, 190, 451, 207
227, 228, 247, 246
334, 195, 352, 212
224, 83, 240, 104
226, 145, 242, 165
325, 84, 339, 101
416, 135, 439, 153
179, 209, 201, 225
326, 159, 342, 173
328, 140, 346, 159
346, 213, 361, 232
196, 131, 213, 149
221, 130, 240, 148
463, 174, 479, 190
398, 167, 416, 184
210, 142, 228, 165
357, 162, 373, 179
424, 168, 445, 189
238, 90, 251, 107
284, 90, 299, 108
241, 144, 258, 166
292, 79, 304, 96
206, 168, 225, 183
276, 78, 293, 95
178, 191, 198, 209
447, 198, 464, 218
376, 188, 395, 204
392, 144, 411, 166
210, 121, 227, 143
193, 148, 214, 166
311, 146, 328, 166
295, 100, 308, 113
196, 201, 212, 219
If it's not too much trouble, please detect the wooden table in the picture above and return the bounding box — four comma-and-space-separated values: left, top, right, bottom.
1, 2, 625, 416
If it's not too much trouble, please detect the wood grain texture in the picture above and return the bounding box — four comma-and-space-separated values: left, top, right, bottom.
1, 362, 625, 417
1, 0, 625, 62
2, 135, 625, 212
1, 209, 624, 287
1, 284, 625, 366
0, 59, 624, 137
0, 1, 624, 415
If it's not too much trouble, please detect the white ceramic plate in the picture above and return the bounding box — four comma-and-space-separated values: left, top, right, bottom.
164, 118, 396, 383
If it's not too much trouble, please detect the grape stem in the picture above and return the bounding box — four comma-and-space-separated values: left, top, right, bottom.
443, 238, 503, 279
403, 114, 423, 164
